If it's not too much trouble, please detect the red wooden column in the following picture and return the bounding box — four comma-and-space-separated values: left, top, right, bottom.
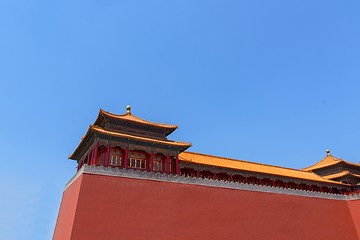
92, 144, 97, 166
124, 147, 129, 169
148, 153, 154, 172
93, 142, 99, 166
78, 158, 84, 170
90, 147, 95, 166
165, 155, 170, 174
172, 158, 176, 174
176, 155, 180, 175
104, 144, 110, 167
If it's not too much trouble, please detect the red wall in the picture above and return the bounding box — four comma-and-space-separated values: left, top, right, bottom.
55, 173, 359, 240
348, 200, 360, 239
53, 175, 83, 240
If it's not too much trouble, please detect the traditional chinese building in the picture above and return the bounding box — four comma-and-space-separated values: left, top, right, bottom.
53, 107, 360, 240
303, 150, 360, 187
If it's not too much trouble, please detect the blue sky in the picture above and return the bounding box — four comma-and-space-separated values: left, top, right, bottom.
1, 1, 360, 239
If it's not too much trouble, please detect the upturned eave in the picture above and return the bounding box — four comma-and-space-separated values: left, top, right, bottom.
69, 125, 191, 161
95, 109, 178, 136
303, 155, 360, 172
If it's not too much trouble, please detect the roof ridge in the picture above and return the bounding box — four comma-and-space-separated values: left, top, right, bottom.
99, 109, 178, 129
303, 154, 360, 171
302, 155, 341, 171
342, 159, 360, 167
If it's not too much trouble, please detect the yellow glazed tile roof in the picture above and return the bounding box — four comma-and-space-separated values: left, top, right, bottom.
99, 109, 178, 129
69, 125, 191, 160
303, 154, 360, 171
323, 171, 360, 180
179, 151, 345, 184
91, 125, 191, 147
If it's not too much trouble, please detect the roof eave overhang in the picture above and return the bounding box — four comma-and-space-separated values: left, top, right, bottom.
69, 126, 192, 160
99, 109, 178, 133
68, 127, 95, 161
303, 161, 340, 172
179, 159, 350, 187
178, 153, 349, 187
93, 110, 105, 126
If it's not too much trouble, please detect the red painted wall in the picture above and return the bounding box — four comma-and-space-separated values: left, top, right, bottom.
53, 175, 83, 240
348, 200, 360, 239
55, 173, 359, 240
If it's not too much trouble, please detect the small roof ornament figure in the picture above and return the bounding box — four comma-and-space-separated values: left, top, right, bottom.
126, 105, 131, 115
326, 149, 331, 156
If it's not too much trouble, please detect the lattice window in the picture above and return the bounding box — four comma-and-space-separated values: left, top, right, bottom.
169, 157, 174, 173
153, 155, 163, 172
109, 148, 122, 166
128, 151, 147, 170
110, 155, 121, 166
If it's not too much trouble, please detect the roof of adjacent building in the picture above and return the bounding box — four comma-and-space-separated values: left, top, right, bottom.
179, 151, 346, 185
303, 151, 360, 171
323, 171, 360, 180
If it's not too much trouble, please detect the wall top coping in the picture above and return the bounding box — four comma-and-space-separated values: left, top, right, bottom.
65, 165, 360, 201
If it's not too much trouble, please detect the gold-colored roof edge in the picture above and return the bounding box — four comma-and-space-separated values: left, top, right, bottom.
91, 125, 191, 147
303, 155, 360, 171
181, 151, 308, 173
99, 109, 178, 129
302, 153, 340, 170
323, 171, 360, 180
69, 125, 192, 160
179, 151, 348, 185
68, 125, 93, 160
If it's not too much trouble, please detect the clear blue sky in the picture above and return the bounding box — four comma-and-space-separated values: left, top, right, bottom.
1, 1, 359, 239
